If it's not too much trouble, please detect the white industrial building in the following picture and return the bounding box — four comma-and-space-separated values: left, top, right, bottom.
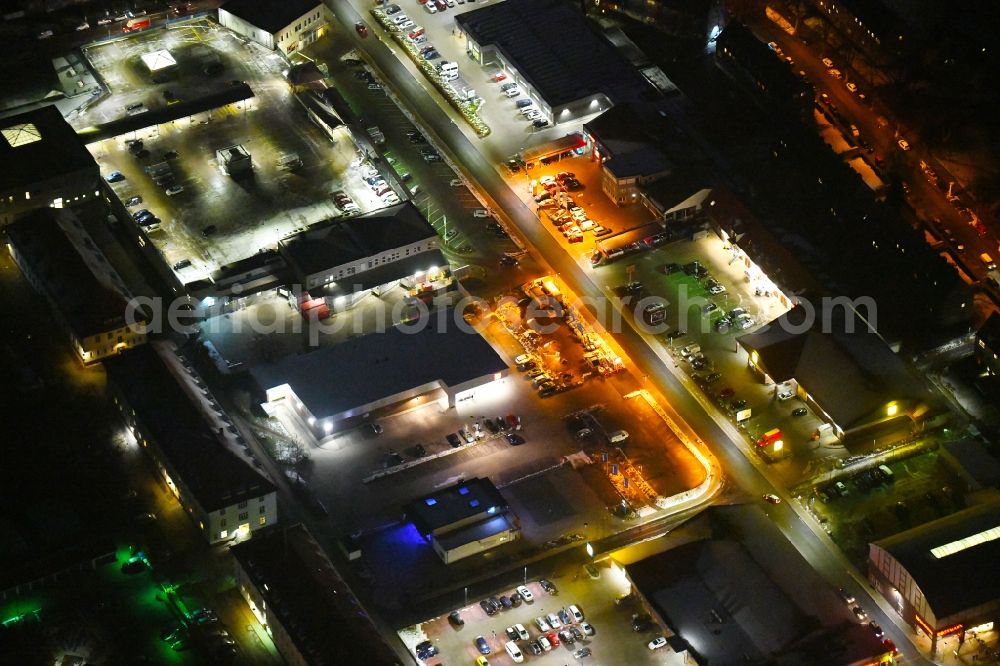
253, 311, 509, 439
218, 0, 329, 56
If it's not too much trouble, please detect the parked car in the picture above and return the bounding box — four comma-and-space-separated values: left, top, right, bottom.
648, 636, 668, 650
516, 585, 534, 602
474, 635, 490, 654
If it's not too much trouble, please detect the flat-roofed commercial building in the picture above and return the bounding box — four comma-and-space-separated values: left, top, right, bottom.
253, 310, 509, 438
218, 0, 329, 56
869, 501, 1000, 653
105, 345, 277, 544
0, 105, 101, 225
6, 209, 146, 365
232, 524, 401, 666
406, 478, 518, 564
455, 0, 652, 124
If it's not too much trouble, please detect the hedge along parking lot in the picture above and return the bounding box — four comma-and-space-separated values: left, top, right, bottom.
370, 7, 490, 137
401, 566, 681, 665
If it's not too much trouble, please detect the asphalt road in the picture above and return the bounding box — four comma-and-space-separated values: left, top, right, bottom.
323, 1, 934, 662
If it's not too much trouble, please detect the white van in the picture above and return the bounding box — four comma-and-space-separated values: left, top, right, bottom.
438, 61, 459, 80
609, 430, 629, 444
505, 641, 525, 663
680, 343, 701, 359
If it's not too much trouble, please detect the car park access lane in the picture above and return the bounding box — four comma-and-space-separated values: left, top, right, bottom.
323, 1, 928, 661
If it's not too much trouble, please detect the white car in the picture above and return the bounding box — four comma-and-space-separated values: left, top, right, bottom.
821, 57, 834, 68
516, 585, 533, 602
777, 390, 794, 401
473, 209, 490, 218
648, 636, 668, 650
504, 86, 521, 98
535, 616, 551, 632
897, 138, 911, 151
397, 19, 415, 30
546, 613, 561, 629
569, 605, 584, 622
709, 283, 726, 294
514, 623, 529, 640
581, 621, 595, 636
539, 175, 556, 185
165, 185, 184, 196
424, 2, 437, 12
391, 13, 410, 24
538, 635, 552, 651
514, 354, 532, 365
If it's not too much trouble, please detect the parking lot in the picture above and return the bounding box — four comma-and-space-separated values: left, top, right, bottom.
83, 21, 385, 280
346, 0, 610, 163
401, 566, 685, 665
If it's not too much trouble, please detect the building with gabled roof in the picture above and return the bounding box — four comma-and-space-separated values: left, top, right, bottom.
278, 201, 444, 293
737, 303, 930, 441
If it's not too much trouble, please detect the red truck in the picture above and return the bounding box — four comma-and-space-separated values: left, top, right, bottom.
123, 18, 150, 32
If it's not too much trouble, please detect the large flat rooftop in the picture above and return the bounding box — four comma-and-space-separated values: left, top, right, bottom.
231, 524, 400, 666
251, 310, 507, 420
104, 346, 274, 512
6, 209, 131, 339
455, 0, 651, 108
0, 104, 97, 190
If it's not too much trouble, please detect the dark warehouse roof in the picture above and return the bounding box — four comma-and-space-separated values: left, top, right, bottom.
455, 0, 652, 108
873, 501, 1000, 620
0, 104, 97, 189
105, 346, 275, 512
220, 0, 322, 34
279, 202, 437, 277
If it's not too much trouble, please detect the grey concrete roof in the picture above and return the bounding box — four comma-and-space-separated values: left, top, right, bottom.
251, 310, 507, 420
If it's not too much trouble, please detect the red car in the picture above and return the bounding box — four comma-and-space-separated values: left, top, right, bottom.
547, 632, 560, 647
492, 72, 507, 82
355, 22, 369, 37
718, 387, 735, 400
882, 639, 897, 654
